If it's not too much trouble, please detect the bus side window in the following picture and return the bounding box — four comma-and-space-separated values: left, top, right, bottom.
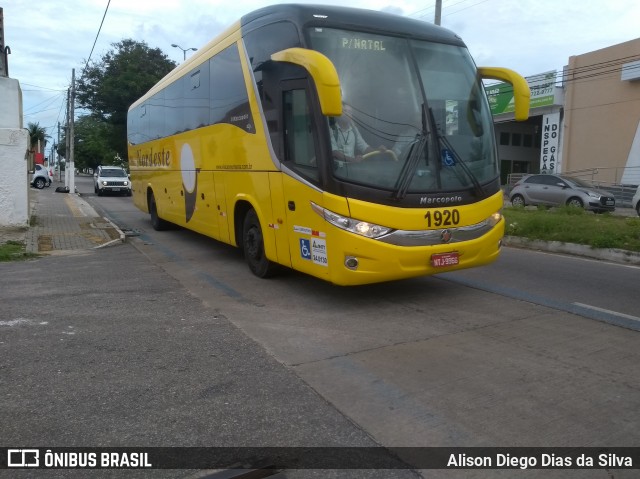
283, 89, 318, 182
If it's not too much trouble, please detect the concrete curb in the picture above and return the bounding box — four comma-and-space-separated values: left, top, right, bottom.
93, 215, 126, 249
68, 191, 126, 249
503, 235, 640, 266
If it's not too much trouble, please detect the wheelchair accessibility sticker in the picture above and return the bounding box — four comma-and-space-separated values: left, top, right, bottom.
441, 148, 456, 167
300, 239, 312, 260
300, 238, 328, 267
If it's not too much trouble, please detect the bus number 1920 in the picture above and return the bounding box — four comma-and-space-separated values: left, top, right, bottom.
424, 209, 460, 228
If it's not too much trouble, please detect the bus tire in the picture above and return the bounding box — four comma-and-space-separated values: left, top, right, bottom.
242, 209, 278, 278
149, 192, 169, 231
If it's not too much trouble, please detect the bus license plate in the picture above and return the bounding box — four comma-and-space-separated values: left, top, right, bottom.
431, 252, 459, 267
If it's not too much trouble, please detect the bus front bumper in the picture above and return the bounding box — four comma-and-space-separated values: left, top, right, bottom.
326, 218, 505, 286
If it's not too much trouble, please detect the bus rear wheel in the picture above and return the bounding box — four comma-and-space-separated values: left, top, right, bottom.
242, 209, 278, 278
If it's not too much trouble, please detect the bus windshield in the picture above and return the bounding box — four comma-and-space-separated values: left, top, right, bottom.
308, 28, 497, 196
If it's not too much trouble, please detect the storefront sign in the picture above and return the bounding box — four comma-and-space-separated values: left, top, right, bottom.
540, 112, 561, 173
528, 71, 557, 109
486, 71, 557, 115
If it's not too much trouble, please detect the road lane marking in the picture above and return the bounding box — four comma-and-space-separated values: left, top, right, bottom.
440, 275, 640, 333
503, 246, 640, 270
573, 303, 640, 323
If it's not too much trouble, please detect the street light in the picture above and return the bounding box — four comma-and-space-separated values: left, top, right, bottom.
171, 43, 197, 60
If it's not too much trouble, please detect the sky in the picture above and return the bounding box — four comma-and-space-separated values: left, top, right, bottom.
3, 0, 640, 148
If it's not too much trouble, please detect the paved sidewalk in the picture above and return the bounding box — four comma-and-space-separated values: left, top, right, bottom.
0, 179, 123, 254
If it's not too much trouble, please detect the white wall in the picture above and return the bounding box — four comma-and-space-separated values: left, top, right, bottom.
0, 77, 29, 227
0, 77, 23, 128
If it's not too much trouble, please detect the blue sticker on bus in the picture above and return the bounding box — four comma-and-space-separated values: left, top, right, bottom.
300, 238, 311, 260
441, 148, 455, 167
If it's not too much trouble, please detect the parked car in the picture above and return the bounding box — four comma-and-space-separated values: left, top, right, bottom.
30, 164, 52, 189
632, 185, 640, 216
510, 174, 616, 213
94, 166, 132, 196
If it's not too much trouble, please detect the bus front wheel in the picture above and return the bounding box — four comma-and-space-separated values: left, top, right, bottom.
242, 209, 278, 278
149, 192, 169, 231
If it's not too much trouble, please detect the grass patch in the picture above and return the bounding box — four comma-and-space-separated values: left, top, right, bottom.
0, 241, 39, 262
503, 206, 640, 252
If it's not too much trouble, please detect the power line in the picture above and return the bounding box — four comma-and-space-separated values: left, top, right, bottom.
523, 54, 640, 82
81, 0, 111, 79
20, 83, 66, 92
410, 0, 494, 21
484, 53, 640, 96
23, 107, 63, 117
23, 92, 65, 114
442, 0, 493, 17
410, 0, 476, 20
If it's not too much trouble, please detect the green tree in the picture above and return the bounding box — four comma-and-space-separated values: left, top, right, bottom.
27, 122, 49, 151
59, 115, 118, 172
76, 39, 176, 161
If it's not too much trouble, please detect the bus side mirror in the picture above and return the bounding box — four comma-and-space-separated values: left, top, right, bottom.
478, 67, 531, 121
271, 48, 342, 117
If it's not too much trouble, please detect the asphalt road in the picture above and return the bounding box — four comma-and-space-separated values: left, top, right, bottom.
2, 175, 638, 479
84, 174, 640, 328
444, 246, 640, 324
86, 176, 640, 476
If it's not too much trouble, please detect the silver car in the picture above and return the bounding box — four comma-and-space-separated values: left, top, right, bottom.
510, 174, 616, 213
632, 185, 640, 216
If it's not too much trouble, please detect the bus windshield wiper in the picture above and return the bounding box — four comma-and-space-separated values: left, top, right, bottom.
426, 107, 485, 198
392, 133, 427, 200
392, 104, 485, 200
392, 103, 432, 200
436, 133, 485, 198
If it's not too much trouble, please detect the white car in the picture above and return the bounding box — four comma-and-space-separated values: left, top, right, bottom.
30, 164, 53, 189
632, 185, 640, 216
94, 166, 132, 196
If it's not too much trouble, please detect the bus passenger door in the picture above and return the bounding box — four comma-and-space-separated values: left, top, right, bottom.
279, 82, 329, 279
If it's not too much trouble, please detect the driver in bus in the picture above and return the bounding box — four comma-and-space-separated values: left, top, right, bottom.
390, 87, 423, 161
330, 104, 387, 163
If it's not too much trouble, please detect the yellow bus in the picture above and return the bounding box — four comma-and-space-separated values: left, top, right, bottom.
127, 4, 530, 286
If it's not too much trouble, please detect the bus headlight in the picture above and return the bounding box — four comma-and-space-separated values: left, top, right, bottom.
311, 202, 393, 239
487, 211, 502, 227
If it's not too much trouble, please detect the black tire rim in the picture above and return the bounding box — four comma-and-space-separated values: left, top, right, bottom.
245, 224, 263, 264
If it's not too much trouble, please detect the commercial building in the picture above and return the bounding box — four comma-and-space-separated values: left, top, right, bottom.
489, 70, 564, 184
488, 37, 640, 189
563, 38, 640, 185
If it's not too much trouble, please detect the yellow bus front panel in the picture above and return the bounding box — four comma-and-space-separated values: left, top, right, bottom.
284, 191, 505, 286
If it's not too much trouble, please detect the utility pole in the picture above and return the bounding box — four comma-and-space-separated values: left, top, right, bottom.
65, 91, 70, 187
435, 0, 442, 25
64, 86, 73, 190
57, 122, 61, 181
0, 7, 9, 77
69, 68, 75, 195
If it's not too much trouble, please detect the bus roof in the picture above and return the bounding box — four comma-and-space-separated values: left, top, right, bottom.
241, 3, 465, 46
130, 4, 466, 111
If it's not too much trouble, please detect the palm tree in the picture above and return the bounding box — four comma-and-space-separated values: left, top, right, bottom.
27, 122, 49, 152
27, 122, 51, 170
